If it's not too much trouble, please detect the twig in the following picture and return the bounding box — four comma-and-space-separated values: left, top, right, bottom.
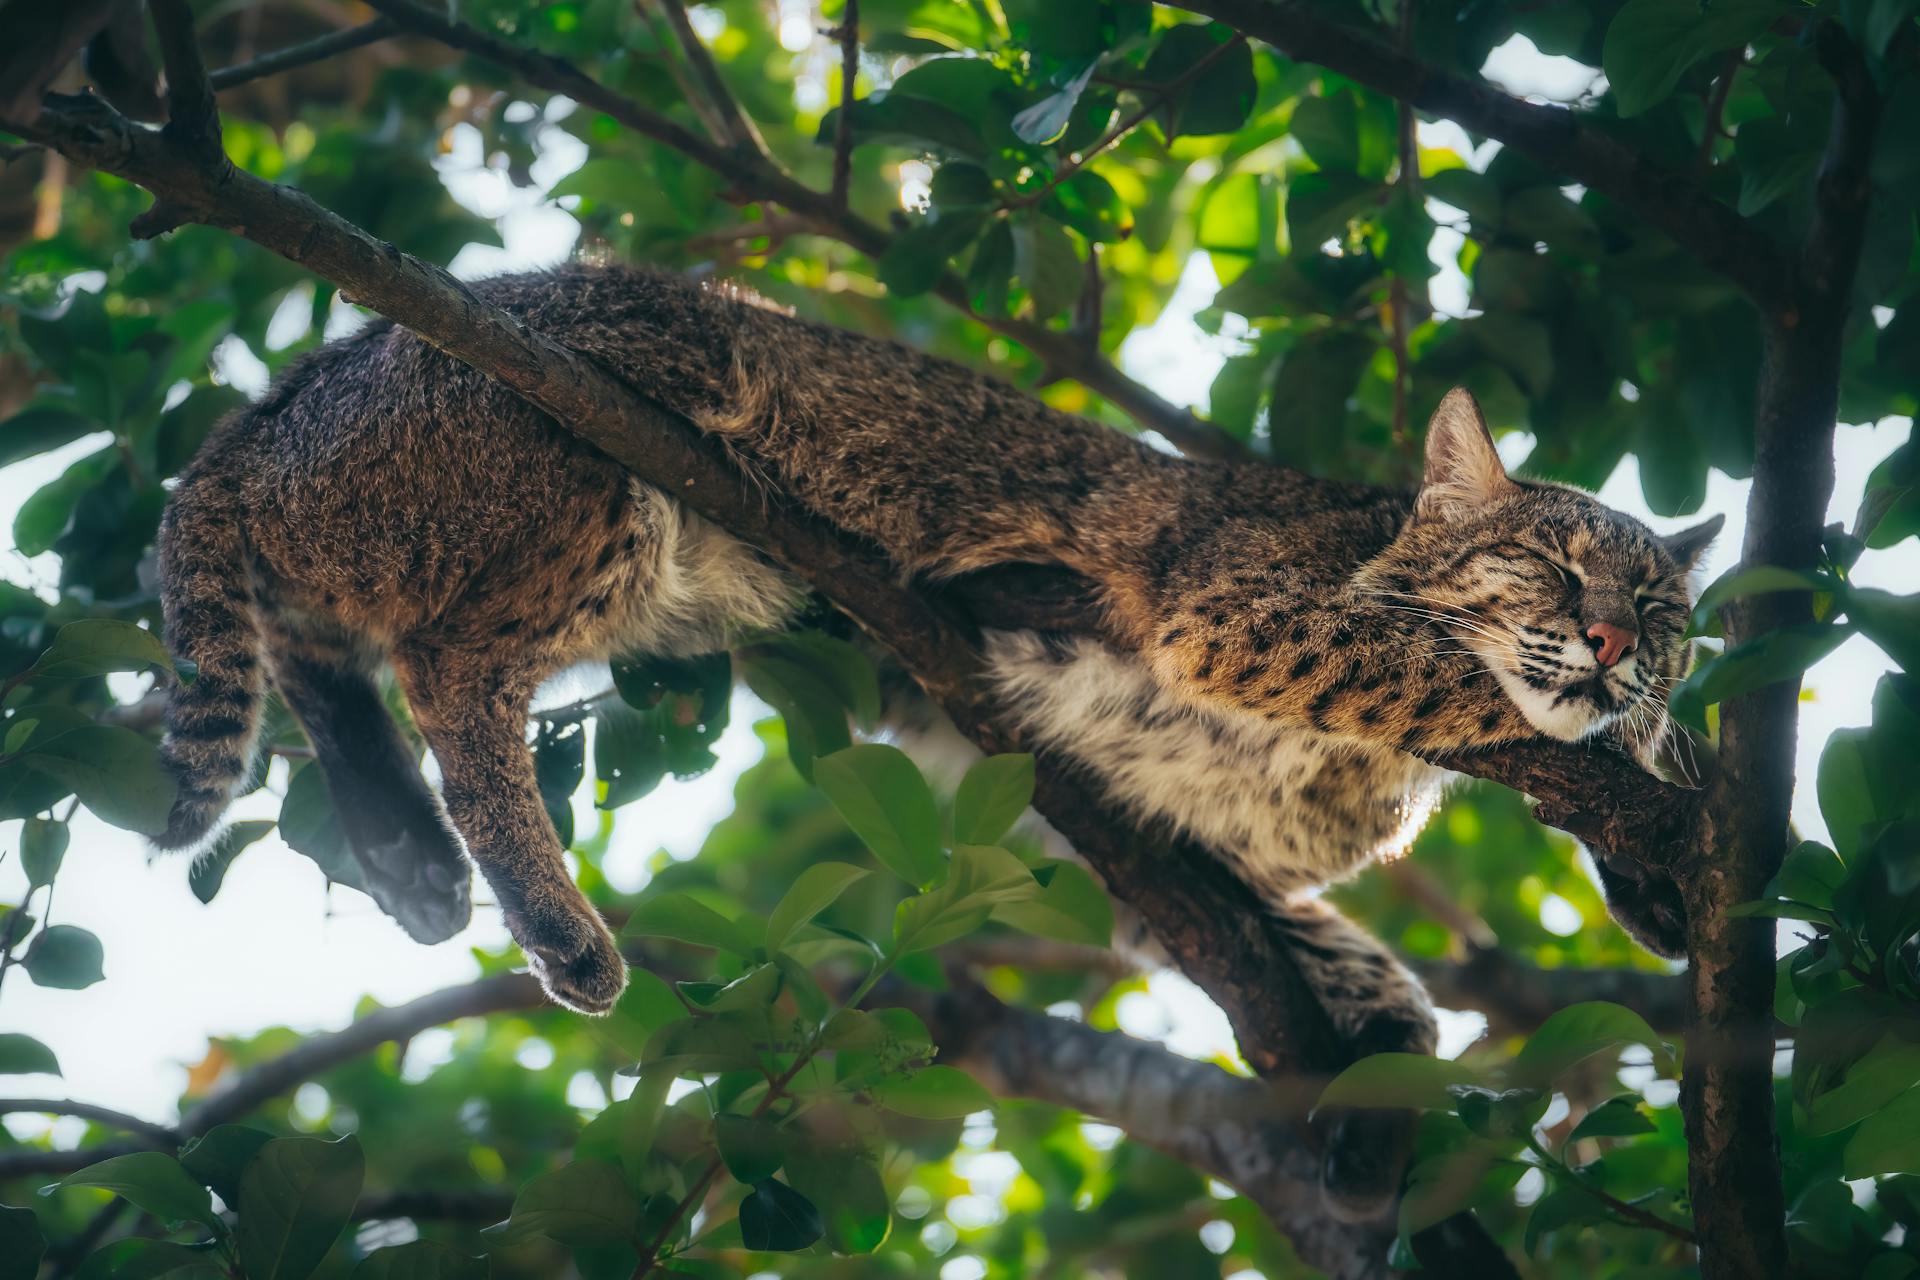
656, 0, 768, 158
1526, 1137, 1696, 1244
1694, 48, 1741, 175
830, 0, 858, 208
0, 1099, 181, 1147
633, 1, 731, 146
1387, 0, 1420, 460
1001, 35, 1248, 214
208, 18, 398, 92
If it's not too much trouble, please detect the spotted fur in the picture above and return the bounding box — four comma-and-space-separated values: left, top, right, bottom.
155, 265, 1717, 1039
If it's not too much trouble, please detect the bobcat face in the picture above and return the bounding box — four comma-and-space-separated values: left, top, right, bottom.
1363, 389, 1721, 753
1422, 490, 1712, 749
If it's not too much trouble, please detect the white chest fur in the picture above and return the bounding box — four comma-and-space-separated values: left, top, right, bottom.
982, 632, 1445, 903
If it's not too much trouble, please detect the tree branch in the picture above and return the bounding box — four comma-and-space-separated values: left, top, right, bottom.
1679, 24, 1879, 1280
358, 0, 1244, 462
207, 19, 398, 93
829, 0, 858, 208
0, 1099, 179, 1147
1165, 0, 1794, 311
652, 0, 769, 160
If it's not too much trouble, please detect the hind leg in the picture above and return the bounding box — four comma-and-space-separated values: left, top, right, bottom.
393, 642, 624, 1013
1269, 895, 1438, 1224
268, 620, 472, 944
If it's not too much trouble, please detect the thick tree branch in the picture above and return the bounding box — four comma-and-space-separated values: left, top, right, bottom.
1166, 0, 1794, 310
358, 0, 1242, 462
1678, 24, 1879, 1280
1413, 949, 1688, 1035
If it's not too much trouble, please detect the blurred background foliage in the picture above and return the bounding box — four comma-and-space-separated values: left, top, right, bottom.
0, 0, 1917, 1276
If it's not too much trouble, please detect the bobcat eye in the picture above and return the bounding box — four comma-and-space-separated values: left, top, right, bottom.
1534, 553, 1578, 589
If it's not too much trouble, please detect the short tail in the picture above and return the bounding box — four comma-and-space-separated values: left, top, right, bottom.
152, 463, 264, 850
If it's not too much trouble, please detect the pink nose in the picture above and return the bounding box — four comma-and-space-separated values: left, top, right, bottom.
1585, 622, 1637, 667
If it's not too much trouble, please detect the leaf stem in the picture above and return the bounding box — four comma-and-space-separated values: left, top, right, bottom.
1527, 1136, 1697, 1245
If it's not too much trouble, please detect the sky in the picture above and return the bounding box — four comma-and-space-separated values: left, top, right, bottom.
1, 31, 1916, 1147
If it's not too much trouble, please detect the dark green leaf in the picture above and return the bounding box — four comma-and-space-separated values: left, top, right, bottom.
19, 818, 66, 890
1602, 0, 1784, 116
952, 753, 1035, 846
179, 1124, 276, 1205
0, 1033, 59, 1077
189, 820, 276, 904
21, 726, 177, 836
1511, 1002, 1674, 1087
717, 1113, 784, 1184
237, 1135, 365, 1280
1567, 1095, 1658, 1141
814, 744, 945, 889
72, 1239, 223, 1280
737, 1178, 824, 1252
351, 1241, 490, 1280
53, 1152, 217, 1231
23, 924, 104, 990
1315, 1054, 1484, 1115
765, 861, 869, 953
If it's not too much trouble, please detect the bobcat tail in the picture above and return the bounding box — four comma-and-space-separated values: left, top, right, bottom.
152, 462, 265, 850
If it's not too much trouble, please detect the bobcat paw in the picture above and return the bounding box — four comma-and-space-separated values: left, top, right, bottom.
1594, 852, 1688, 958
1319, 1106, 1416, 1224
506, 896, 628, 1015
355, 835, 472, 946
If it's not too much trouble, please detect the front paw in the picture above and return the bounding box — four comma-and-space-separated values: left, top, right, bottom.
1319, 1106, 1416, 1224
505, 891, 628, 1014
1593, 853, 1688, 957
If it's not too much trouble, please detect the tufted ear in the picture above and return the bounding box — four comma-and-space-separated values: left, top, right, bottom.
1662, 512, 1725, 570
1416, 388, 1517, 521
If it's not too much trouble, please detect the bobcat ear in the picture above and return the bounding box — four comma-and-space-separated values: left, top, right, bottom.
1416, 388, 1516, 521
1662, 513, 1725, 570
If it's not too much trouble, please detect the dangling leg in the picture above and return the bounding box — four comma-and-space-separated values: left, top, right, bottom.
394, 642, 625, 1013
266, 618, 472, 944
1269, 894, 1439, 1224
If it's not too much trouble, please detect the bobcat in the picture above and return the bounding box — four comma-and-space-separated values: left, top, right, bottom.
154, 263, 1715, 1210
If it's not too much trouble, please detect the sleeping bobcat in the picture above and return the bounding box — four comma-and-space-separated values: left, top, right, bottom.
154, 263, 1713, 1166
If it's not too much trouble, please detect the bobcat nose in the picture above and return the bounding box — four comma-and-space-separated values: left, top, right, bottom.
1585, 621, 1637, 667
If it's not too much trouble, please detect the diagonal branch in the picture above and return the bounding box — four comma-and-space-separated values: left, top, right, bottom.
208, 18, 398, 93
359, 0, 1242, 461
652, 0, 769, 159
1165, 0, 1795, 311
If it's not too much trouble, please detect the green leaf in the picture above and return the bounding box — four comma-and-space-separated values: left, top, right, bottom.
23, 924, 104, 990
1011, 61, 1096, 145
20, 818, 67, 891
21, 726, 177, 836
991, 858, 1112, 947
575, 1073, 672, 1185
952, 753, 1035, 845
350, 1241, 490, 1280
867, 1065, 992, 1119
1399, 1145, 1500, 1235
1012, 216, 1080, 321
1847, 588, 1920, 674
621, 891, 757, 956
72, 1239, 224, 1280
765, 861, 869, 953
1567, 1095, 1658, 1141
738, 1177, 823, 1252
53, 1152, 217, 1232
678, 964, 781, 1013
893, 843, 1040, 954
0, 404, 100, 471
1672, 622, 1852, 714
1143, 23, 1256, 139
1844, 1085, 1920, 1177
276, 764, 365, 893
1688, 564, 1834, 637
717, 1113, 784, 1184
1448, 1084, 1547, 1141
484, 1157, 639, 1249
738, 653, 852, 780
1284, 170, 1382, 252
238, 1135, 365, 1280
0, 1204, 43, 1280
0, 1033, 60, 1077
190, 820, 276, 904
1602, 0, 1784, 116
814, 744, 945, 889
879, 211, 986, 298
783, 1144, 892, 1255
27, 620, 173, 680
1524, 1184, 1612, 1255
1511, 1002, 1674, 1087
179, 1124, 276, 1205
1314, 1054, 1485, 1115
1805, 1035, 1920, 1136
